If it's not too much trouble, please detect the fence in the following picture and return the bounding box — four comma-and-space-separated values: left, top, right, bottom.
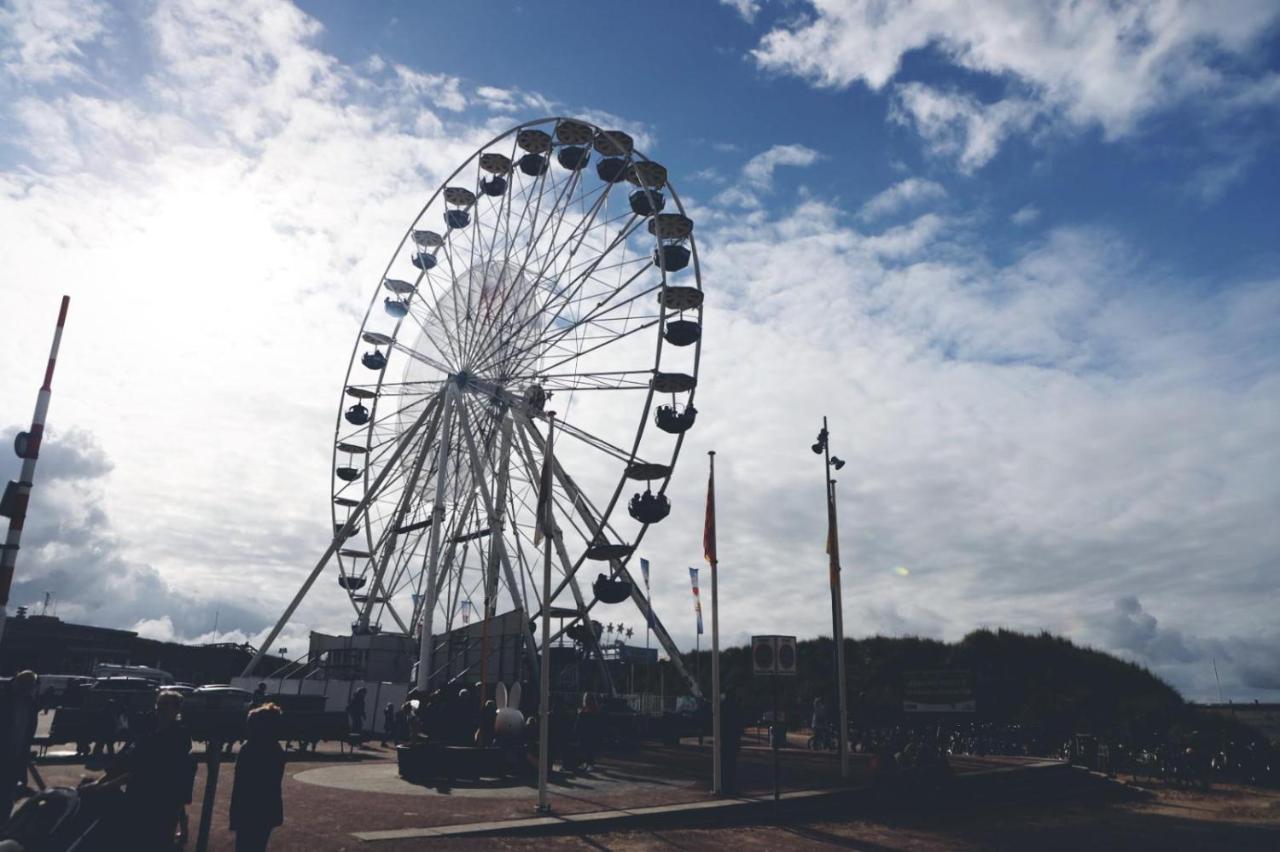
230, 676, 409, 736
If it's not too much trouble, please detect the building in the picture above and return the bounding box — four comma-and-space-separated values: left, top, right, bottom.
0, 612, 288, 684
308, 609, 529, 687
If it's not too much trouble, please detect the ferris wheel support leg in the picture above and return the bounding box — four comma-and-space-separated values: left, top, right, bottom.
484, 415, 514, 618
424, 489, 480, 614
514, 413, 702, 698
417, 383, 458, 690
454, 398, 541, 681
243, 396, 439, 678
358, 395, 444, 634
550, 525, 617, 696
453, 401, 508, 613
506, 417, 616, 694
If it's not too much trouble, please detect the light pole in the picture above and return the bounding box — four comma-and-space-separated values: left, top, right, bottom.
812, 417, 849, 778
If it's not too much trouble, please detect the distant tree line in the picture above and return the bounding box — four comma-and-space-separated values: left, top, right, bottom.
655, 628, 1190, 739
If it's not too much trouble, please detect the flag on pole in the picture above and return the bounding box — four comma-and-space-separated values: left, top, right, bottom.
689, 566, 703, 635
703, 462, 717, 564
460, 600, 472, 624
825, 481, 840, 588
533, 432, 554, 546
640, 557, 654, 629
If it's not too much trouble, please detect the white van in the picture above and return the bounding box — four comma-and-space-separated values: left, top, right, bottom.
92, 663, 174, 684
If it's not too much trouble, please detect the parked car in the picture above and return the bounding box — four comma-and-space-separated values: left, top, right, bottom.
183, 686, 254, 742
35, 675, 94, 709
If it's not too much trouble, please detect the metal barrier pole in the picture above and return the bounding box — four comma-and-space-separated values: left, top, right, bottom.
195, 740, 222, 852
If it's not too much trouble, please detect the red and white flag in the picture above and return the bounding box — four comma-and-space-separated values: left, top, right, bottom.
689, 566, 703, 635
703, 458, 717, 564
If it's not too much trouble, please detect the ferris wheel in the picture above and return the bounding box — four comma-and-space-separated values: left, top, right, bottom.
247, 118, 703, 694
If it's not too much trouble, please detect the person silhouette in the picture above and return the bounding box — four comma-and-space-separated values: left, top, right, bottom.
230, 703, 286, 852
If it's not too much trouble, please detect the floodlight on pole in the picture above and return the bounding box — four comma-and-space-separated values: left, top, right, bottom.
816, 416, 850, 779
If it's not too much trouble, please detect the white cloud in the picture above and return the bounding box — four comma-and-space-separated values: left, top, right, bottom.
717, 143, 823, 208
133, 616, 177, 642
475, 85, 518, 112
0, 0, 109, 84
393, 64, 467, 112
668, 190, 1280, 699
0, 0, 503, 650
859, 177, 947, 221
749, 1, 1280, 169
891, 84, 1038, 172
720, 0, 762, 23
1011, 204, 1041, 225
742, 143, 823, 188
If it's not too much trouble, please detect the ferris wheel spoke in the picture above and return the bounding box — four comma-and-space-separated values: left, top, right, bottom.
521, 307, 664, 379
482, 255, 655, 380
460, 168, 594, 370
512, 410, 695, 690
348, 378, 446, 398
524, 211, 644, 336
353, 393, 444, 631
480, 163, 580, 338
467, 209, 645, 377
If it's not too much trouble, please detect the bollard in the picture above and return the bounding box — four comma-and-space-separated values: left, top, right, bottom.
195, 739, 222, 852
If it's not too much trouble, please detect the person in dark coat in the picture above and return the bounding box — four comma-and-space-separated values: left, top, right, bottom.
573, 693, 601, 771
381, 702, 396, 747
347, 687, 367, 738
93, 689, 195, 851
0, 671, 38, 826
230, 703, 286, 852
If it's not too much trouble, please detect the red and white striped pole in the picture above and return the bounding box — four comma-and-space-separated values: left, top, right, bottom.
0, 295, 70, 642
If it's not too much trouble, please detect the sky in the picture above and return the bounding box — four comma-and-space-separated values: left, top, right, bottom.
1, 0, 1277, 702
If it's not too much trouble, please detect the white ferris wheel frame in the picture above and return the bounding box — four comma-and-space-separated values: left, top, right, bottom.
245, 118, 704, 696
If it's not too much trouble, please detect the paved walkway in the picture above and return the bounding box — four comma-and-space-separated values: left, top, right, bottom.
30, 733, 1059, 850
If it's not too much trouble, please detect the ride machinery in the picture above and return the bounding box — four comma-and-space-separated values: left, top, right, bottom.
245, 118, 704, 696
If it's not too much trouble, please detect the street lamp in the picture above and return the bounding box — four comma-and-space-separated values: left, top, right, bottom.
814, 417, 850, 778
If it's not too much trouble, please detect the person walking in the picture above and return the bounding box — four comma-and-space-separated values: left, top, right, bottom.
230, 703, 286, 852
0, 671, 38, 826
347, 687, 367, 740
573, 693, 601, 772
811, 696, 828, 733
93, 698, 119, 760
381, 702, 396, 747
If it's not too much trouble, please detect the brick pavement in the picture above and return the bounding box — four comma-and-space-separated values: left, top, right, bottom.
29, 739, 1046, 850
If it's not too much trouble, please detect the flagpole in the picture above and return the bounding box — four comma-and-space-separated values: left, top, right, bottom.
536, 412, 556, 813
708, 451, 722, 795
